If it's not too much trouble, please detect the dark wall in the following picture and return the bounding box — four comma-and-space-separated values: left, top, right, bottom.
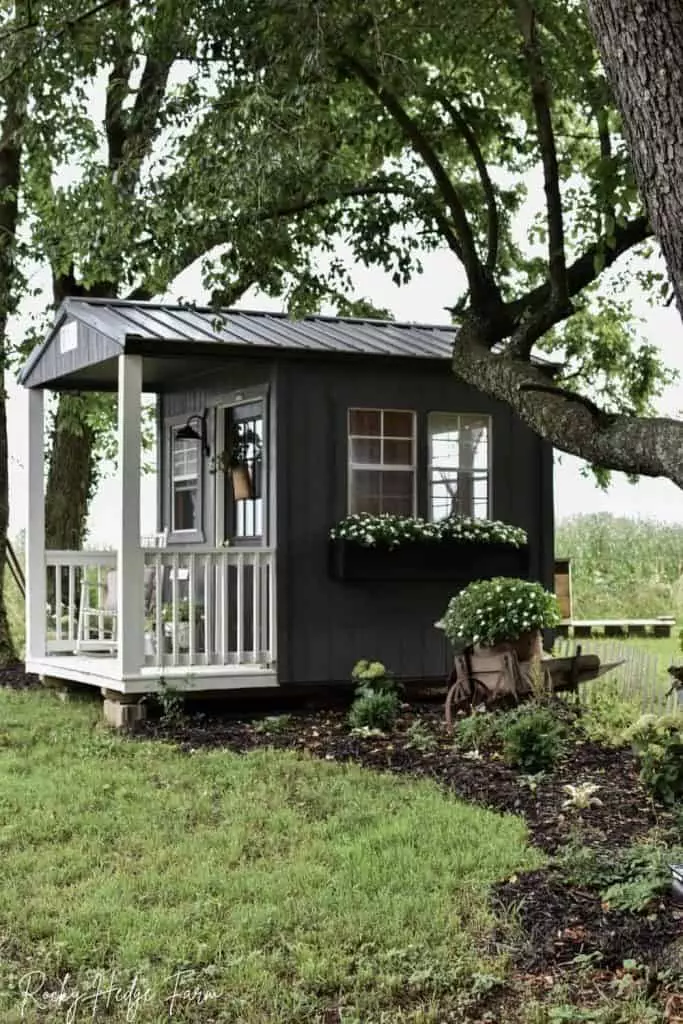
276, 355, 554, 686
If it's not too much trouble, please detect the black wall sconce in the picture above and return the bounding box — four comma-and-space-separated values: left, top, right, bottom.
176, 410, 209, 456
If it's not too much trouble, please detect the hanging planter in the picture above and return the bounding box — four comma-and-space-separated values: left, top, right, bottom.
230, 464, 253, 501
211, 422, 263, 501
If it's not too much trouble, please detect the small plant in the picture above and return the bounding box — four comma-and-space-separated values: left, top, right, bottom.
452, 709, 500, 752
404, 719, 439, 752
330, 512, 527, 549
561, 782, 603, 811
441, 577, 561, 648
348, 689, 400, 732
161, 599, 203, 624
623, 713, 683, 805
499, 704, 568, 773
558, 838, 683, 913
351, 659, 399, 695
155, 680, 185, 723
518, 772, 546, 793
252, 714, 294, 734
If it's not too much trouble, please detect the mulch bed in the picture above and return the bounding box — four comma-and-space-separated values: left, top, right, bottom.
2, 667, 682, 1016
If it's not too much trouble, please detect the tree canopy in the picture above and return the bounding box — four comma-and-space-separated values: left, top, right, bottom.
158, 0, 683, 484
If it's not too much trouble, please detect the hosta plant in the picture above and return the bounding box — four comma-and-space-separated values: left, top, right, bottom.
330, 512, 527, 549
623, 713, 683, 806
441, 577, 561, 648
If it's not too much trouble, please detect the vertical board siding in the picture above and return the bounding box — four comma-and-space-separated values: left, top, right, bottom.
277, 357, 553, 685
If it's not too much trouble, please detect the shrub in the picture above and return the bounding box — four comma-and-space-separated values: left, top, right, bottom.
348, 689, 401, 732
351, 659, 398, 695
499, 704, 568, 773
441, 577, 561, 648
404, 719, 439, 752
623, 713, 683, 805
453, 710, 501, 752
558, 839, 683, 913
577, 683, 642, 747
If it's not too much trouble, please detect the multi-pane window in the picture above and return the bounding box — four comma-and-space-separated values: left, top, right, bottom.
348, 408, 416, 516
171, 429, 200, 532
231, 412, 264, 540
428, 413, 490, 520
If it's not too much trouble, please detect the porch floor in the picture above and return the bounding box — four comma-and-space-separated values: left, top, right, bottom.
26, 654, 278, 695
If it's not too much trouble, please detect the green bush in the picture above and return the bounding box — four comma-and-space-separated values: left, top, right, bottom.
351, 659, 399, 695
348, 689, 401, 732
623, 713, 683, 805
453, 711, 501, 751
441, 577, 560, 648
558, 839, 683, 913
499, 705, 568, 773
577, 683, 643, 747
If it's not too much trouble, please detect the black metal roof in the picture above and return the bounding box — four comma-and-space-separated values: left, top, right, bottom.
19, 297, 557, 389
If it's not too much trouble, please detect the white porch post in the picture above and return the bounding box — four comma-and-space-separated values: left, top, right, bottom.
116, 354, 144, 676
25, 388, 46, 661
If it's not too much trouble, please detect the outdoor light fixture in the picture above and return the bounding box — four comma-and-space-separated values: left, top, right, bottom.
176, 411, 209, 455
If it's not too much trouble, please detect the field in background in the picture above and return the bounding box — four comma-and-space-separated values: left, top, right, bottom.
556, 513, 683, 622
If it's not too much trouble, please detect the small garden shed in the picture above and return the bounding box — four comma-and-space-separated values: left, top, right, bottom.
19, 298, 554, 697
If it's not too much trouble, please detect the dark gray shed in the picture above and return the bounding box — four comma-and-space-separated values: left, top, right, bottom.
20, 298, 554, 693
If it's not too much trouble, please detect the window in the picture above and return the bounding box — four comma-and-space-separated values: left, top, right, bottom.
428, 413, 490, 520
348, 408, 416, 515
230, 407, 264, 540
171, 428, 201, 533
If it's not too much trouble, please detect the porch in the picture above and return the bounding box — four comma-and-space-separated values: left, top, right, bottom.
22, 306, 279, 696
25, 546, 277, 693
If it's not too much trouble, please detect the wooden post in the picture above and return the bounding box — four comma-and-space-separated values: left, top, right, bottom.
25, 388, 46, 661
116, 354, 144, 676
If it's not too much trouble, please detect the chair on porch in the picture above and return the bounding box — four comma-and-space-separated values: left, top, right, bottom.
75, 531, 168, 655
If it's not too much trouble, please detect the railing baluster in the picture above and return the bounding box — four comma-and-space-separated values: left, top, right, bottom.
236, 552, 244, 664
55, 566, 63, 642
188, 553, 196, 664
269, 552, 276, 665
252, 552, 261, 663
67, 566, 76, 643
171, 552, 179, 667
154, 553, 163, 668
202, 554, 211, 666
220, 551, 228, 665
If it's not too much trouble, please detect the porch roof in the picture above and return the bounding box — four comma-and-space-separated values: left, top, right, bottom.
19, 297, 468, 390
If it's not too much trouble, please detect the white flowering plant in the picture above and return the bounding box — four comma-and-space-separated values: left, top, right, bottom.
330, 513, 527, 549
441, 577, 561, 648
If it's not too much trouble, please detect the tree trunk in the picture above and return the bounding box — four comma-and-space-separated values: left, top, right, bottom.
586, 0, 683, 314
44, 395, 99, 551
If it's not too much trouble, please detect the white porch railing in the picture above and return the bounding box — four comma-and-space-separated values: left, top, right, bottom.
44, 547, 276, 671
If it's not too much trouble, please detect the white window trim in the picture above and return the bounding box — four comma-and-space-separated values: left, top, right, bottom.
347, 407, 417, 516
427, 412, 492, 521
169, 422, 204, 540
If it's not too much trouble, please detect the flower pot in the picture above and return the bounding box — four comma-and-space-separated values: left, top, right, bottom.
329, 537, 530, 583
231, 464, 253, 500
509, 630, 543, 663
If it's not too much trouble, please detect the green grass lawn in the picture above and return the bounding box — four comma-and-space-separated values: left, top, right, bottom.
0, 689, 543, 1023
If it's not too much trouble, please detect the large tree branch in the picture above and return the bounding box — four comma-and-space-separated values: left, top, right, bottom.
340, 52, 495, 308
505, 213, 651, 350
453, 318, 683, 486
438, 93, 500, 274
514, 0, 570, 317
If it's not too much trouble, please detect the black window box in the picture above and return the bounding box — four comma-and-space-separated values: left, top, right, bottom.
329, 537, 530, 582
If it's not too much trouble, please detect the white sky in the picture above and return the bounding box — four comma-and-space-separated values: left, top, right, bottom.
8, 237, 683, 547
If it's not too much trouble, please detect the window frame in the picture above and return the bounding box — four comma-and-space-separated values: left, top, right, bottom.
347, 407, 417, 517
427, 412, 492, 522
168, 418, 205, 542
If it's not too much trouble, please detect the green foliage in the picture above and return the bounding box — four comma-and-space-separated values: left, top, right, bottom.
331, 513, 527, 549
453, 711, 501, 752
442, 577, 560, 648
558, 839, 683, 913
578, 682, 644, 747
252, 714, 294, 734
623, 713, 683, 806
556, 514, 683, 619
348, 689, 401, 732
500, 705, 569, 773
351, 658, 398, 695
404, 719, 439, 752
